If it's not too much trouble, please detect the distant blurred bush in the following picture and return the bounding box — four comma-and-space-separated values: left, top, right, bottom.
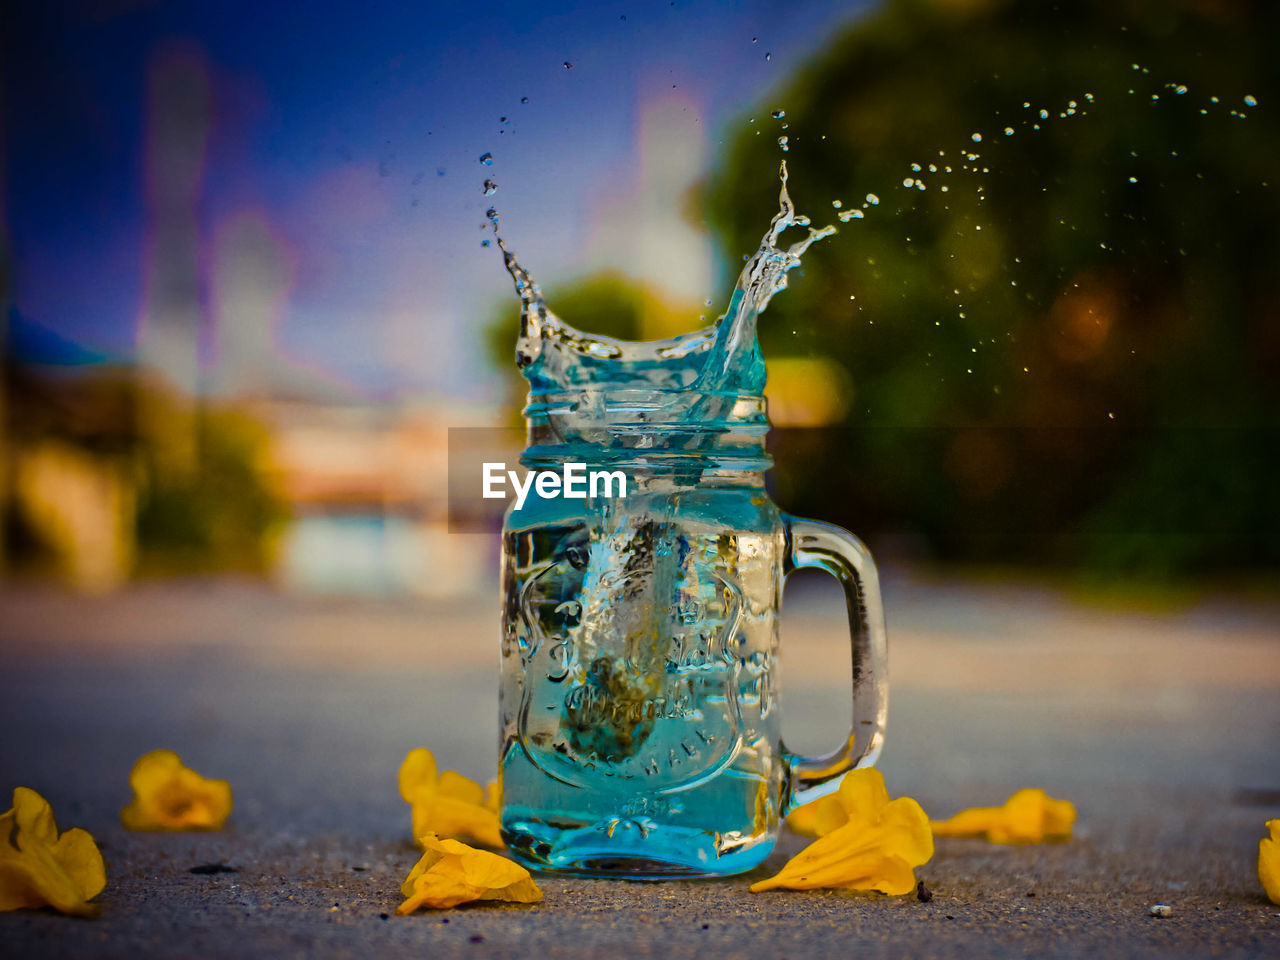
132, 402, 285, 576
3, 362, 285, 584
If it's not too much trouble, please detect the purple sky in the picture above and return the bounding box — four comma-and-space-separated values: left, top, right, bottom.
5, 0, 874, 401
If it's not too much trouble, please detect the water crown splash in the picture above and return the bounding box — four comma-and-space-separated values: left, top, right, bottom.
491, 161, 834, 412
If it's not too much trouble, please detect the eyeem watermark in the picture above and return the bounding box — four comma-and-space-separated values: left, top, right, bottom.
482, 462, 627, 510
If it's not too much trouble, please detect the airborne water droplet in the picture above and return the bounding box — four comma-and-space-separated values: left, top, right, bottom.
1039, 109, 1049, 119
1175, 85, 1187, 95
771, 109, 786, 119
831, 199, 843, 209
485, 207, 499, 223
563, 61, 573, 69
865, 193, 879, 205
1244, 94, 1258, 107
838, 209, 864, 222
1004, 127, 1014, 136
479, 153, 493, 165
777, 136, 789, 151
483, 179, 498, 196
971, 132, 982, 142
520, 96, 530, 104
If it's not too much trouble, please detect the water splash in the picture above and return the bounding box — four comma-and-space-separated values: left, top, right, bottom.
490, 161, 833, 402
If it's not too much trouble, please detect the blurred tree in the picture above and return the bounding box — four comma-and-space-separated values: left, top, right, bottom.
133, 401, 285, 575
700, 0, 1279, 575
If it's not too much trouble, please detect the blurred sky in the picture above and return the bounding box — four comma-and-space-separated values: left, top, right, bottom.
4, 0, 874, 402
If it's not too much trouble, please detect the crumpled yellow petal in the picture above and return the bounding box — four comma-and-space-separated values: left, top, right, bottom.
930, 788, 1075, 844
396, 834, 542, 912
0, 787, 106, 917
786, 767, 890, 838
439, 770, 486, 807
752, 779, 770, 835
398, 748, 438, 803
752, 770, 932, 896
411, 795, 505, 850
399, 749, 503, 849
120, 750, 232, 831
1260, 819, 1280, 906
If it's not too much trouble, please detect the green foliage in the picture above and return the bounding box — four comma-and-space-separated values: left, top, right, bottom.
704, 0, 1280, 574
134, 407, 286, 574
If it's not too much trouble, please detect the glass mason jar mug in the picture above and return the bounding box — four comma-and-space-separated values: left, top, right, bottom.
499, 388, 887, 878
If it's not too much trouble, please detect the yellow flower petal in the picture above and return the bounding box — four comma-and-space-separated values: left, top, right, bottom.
13, 786, 60, 846
399, 749, 504, 848
52, 828, 107, 902
396, 835, 542, 913
836, 768, 893, 825
785, 768, 891, 838
484, 779, 502, 814
752, 775, 933, 896
416, 796, 505, 850
120, 750, 232, 831
1260, 819, 1280, 906
0, 788, 105, 917
752, 779, 770, 836
438, 770, 486, 807
931, 788, 1075, 844
398, 748, 438, 803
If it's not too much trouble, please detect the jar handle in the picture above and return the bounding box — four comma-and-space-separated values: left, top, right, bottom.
779, 515, 888, 812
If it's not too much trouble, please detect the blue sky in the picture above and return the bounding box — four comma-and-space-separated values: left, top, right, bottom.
4, 0, 874, 400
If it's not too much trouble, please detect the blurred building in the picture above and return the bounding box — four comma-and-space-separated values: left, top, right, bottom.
586, 91, 715, 339
210, 212, 295, 398
260, 395, 498, 598
136, 45, 210, 474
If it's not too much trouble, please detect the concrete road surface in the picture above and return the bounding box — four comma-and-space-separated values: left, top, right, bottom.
1, 570, 1278, 958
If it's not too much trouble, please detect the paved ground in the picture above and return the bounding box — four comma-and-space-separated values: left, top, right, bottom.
1, 569, 1278, 958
